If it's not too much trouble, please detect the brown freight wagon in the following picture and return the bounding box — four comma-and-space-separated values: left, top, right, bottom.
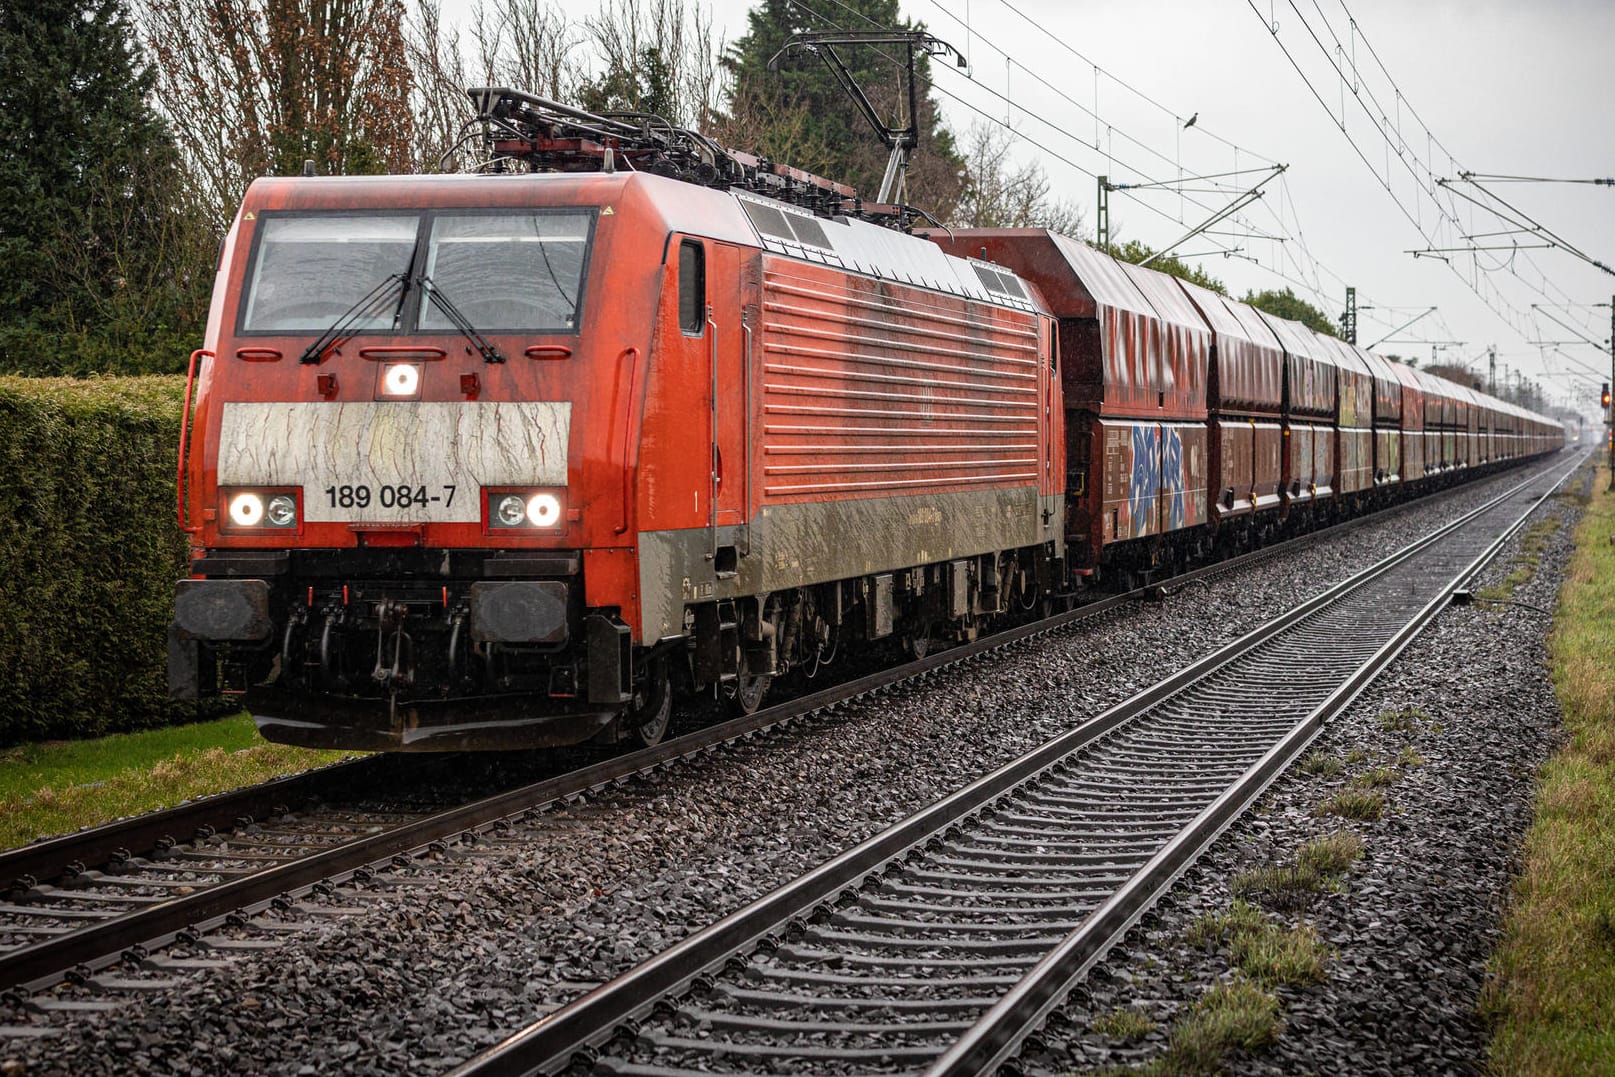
929, 229, 1211, 575
1176, 278, 1284, 528
1253, 311, 1337, 515
1388, 361, 1426, 483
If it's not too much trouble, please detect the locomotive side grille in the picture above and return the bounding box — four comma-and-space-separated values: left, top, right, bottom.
760, 263, 1043, 498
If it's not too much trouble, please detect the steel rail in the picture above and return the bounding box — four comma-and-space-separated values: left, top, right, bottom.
0, 456, 1566, 1004
0, 755, 421, 896
444, 450, 1583, 1077
928, 449, 1585, 1076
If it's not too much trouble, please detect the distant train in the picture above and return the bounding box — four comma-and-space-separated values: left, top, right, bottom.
168, 89, 1561, 751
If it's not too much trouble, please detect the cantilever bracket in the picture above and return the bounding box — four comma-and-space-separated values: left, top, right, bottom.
770, 30, 965, 205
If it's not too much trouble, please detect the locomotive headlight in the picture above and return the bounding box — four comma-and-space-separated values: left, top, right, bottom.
222, 488, 299, 530
382, 363, 420, 396
229, 492, 264, 528
489, 489, 566, 529
526, 493, 562, 527
495, 494, 527, 527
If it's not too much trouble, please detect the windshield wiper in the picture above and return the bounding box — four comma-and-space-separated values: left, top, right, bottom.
299, 273, 409, 364
419, 275, 504, 364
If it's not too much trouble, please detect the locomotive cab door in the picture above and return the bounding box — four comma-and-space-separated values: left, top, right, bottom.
675, 237, 750, 578
707, 243, 750, 537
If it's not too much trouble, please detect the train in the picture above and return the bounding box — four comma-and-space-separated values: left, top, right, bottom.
167, 89, 1562, 751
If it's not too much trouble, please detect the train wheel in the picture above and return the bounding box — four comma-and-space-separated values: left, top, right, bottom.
627, 660, 672, 747
731, 673, 771, 716
904, 620, 934, 659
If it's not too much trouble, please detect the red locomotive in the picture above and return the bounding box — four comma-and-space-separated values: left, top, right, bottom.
169, 90, 1064, 750
169, 89, 1561, 751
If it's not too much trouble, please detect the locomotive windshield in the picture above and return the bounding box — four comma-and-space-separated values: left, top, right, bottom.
241, 215, 417, 332
420, 212, 592, 332
238, 209, 596, 335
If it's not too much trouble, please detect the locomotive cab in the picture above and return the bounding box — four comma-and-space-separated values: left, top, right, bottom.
171, 171, 741, 750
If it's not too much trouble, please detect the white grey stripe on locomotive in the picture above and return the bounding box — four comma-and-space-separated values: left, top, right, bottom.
636, 489, 1064, 641
216, 401, 570, 523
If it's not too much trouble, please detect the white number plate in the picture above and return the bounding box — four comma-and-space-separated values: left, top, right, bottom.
217, 401, 570, 523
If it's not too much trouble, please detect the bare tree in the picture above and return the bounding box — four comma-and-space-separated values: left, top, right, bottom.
142, 0, 417, 226
467, 0, 577, 102
574, 0, 724, 129
406, 0, 474, 171
952, 121, 1085, 236
711, 90, 836, 170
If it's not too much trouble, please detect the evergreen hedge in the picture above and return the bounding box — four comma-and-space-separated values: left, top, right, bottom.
0, 375, 198, 744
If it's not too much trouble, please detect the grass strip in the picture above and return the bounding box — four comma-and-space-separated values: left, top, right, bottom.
1484, 466, 1615, 1074
0, 714, 357, 850
1476, 513, 1561, 604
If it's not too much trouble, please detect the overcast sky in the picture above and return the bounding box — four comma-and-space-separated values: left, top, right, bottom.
443, 0, 1615, 415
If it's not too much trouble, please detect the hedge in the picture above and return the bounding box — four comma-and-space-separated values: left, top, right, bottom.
0, 374, 201, 744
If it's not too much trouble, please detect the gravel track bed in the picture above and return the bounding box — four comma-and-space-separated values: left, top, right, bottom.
0, 465, 1568, 1076
1025, 470, 1585, 1076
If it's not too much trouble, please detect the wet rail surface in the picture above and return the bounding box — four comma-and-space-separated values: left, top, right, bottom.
0, 457, 1571, 1036
446, 453, 1583, 1077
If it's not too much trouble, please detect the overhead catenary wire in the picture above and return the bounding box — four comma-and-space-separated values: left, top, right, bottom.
921, 0, 1460, 337
793, 0, 1463, 350
915, 0, 1376, 315
1245, 0, 1545, 345
1255, 0, 1612, 383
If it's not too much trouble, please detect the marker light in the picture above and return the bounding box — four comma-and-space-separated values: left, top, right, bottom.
266, 494, 298, 527
495, 494, 526, 527
382, 363, 420, 396
229, 492, 264, 527
526, 492, 562, 527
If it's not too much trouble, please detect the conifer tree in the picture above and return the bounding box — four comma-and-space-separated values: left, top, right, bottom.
0, 0, 209, 373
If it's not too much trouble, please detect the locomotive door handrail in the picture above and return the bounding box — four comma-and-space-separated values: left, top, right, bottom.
613, 346, 641, 536
741, 308, 754, 557
357, 345, 448, 361
707, 304, 719, 563
177, 348, 214, 535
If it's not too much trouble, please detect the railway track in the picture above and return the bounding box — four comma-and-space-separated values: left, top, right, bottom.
445, 451, 1583, 1077
0, 457, 1573, 1034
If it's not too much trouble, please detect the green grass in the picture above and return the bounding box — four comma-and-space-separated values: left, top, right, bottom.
1186, 899, 1329, 986
1131, 979, 1282, 1076
1091, 1006, 1156, 1041
1484, 466, 1615, 1075
1397, 745, 1425, 769
1317, 789, 1385, 821
1476, 513, 1561, 604
1377, 705, 1429, 734
1297, 831, 1366, 876
1299, 751, 1344, 777
1233, 831, 1366, 909
1353, 766, 1399, 789
1189, 897, 1265, 948
0, 713, 359, 850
